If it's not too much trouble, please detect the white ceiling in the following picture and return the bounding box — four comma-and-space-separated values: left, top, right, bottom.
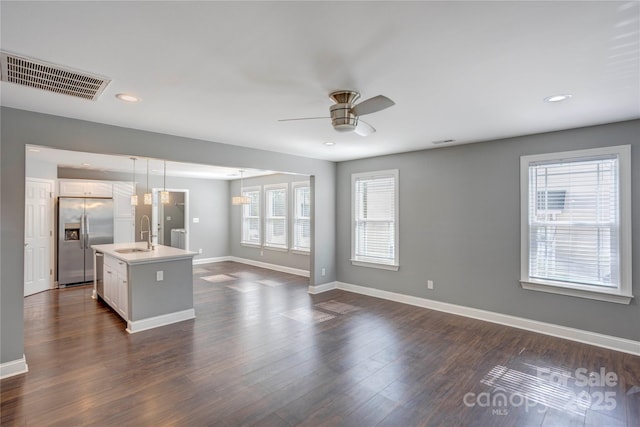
2, 1, 639, 163
26, 145, 277, 181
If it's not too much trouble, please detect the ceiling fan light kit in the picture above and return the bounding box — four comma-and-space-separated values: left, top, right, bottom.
279, 90, 395, 136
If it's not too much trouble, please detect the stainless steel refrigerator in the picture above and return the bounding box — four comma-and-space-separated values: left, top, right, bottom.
58, 197, 114, 286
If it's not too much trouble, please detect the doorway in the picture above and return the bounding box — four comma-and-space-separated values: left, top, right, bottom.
152, 188, 189, 250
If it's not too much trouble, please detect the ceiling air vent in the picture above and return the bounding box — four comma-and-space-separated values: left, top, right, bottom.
0, 51, 111, 101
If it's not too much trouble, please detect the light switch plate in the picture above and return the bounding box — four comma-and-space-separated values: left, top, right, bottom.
193, 218, 199, 223
157, 271, 163, 281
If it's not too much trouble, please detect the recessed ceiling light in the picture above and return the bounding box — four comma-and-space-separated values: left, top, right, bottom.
544, 94, 572, 103
324, 142, 336, 146
82, 163, 91, 167
115, 93, 141, 103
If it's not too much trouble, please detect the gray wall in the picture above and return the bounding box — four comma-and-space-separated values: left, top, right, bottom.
57, 169, 230, 261
1, 107, 336, 365
336, 119, 640, 341
26, 158, 57, 180
229, 173, 310, 271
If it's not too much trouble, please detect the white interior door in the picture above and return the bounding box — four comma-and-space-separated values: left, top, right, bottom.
25, 179, 53, 296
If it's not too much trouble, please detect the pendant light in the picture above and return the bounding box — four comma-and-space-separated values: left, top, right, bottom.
130, 157, 138, 206
232, 170, 251, 205
160, 160, 170, 204
143, 159, 152, 205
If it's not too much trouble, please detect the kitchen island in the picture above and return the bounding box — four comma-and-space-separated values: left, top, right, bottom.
92, 242, 197, 333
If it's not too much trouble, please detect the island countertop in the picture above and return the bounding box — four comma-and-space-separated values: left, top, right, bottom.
92, 242, 197, 265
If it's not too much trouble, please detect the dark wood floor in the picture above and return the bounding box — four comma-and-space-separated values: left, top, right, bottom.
2, 261, 639, 426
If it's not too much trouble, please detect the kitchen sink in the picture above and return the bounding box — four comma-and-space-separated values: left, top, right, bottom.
115, 247, 151, 254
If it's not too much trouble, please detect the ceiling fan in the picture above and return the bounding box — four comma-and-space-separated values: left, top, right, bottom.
279, 90, 395, 136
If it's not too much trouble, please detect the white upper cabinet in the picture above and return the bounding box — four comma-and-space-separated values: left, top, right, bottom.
59, 179, 113, 197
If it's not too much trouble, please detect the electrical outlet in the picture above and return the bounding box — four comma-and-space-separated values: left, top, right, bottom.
193, 217, 199, 223
321, 268, 326, 276
157, 271, 164, 281
427, 280, 434, 290
198, 248, 203, 254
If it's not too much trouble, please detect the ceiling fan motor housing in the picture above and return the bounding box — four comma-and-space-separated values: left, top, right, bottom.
330, 103, 358, 132
329, 90, 360, 132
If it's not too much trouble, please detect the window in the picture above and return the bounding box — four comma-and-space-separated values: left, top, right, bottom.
241, 186, 261, 246
264, 184, 288, 249
351, 170, 399, 270
520, 146, 632, 304
292, 181, 311, 252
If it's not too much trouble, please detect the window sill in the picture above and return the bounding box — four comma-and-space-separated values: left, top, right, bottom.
351, 259, 399, 271
520, 279, 633, 305
241, 243, 261, 249
290, 249, 310, 256
263, 245, 288, 253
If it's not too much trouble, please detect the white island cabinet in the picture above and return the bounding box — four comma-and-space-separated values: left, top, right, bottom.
103, 254, 129, 320
92, 242, 196, 333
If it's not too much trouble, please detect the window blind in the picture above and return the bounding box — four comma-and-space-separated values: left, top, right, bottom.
265, 187, 287, 248
293, 185, 310, 251
354, 173, 396, 264
528, 155, 620, 288
241, 189, 260, 245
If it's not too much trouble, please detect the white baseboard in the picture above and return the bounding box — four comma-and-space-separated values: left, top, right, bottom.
308, 281, 338, 294
126, 308, 196, 334
0, 354, 28, 379
193, 256, 232, 265
192, 255, 309, 278
227, 256, 310, 277
332, 281, 640, 356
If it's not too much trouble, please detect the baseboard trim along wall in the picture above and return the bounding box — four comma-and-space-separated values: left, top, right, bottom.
0, 354, 29, 379
308, 281, 640, 356
126, 309, 196, 334
195, 256, 310, 278
193, 256, 232, 265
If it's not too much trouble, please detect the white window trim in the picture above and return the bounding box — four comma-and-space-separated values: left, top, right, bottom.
519, 145, 632, 304
263, 183, 288, 250
240, 185, 261, 246
291, 181, 311, 253
351, 169, 400, 271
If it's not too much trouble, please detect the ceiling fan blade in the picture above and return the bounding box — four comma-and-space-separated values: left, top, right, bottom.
278, 117, 328, 122
351, 95, 395, 116
354, 120, 375, 136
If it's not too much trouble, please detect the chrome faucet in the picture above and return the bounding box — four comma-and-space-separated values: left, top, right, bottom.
140, 215, 155, 250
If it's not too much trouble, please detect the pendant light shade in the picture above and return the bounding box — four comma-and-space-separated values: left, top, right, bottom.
130, 157, 138, 206
143, 159, 152, 205
232, 170, 251, 205
161, 160, 170, 204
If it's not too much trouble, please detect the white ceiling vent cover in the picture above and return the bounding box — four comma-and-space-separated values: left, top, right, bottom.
0, 51, 111, 101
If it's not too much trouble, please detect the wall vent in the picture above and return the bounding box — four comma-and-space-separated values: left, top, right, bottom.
0, 51, 111, 101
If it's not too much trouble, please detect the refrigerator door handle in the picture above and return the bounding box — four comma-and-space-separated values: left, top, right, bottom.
85, 214, 91, 249
80, 213, 85, 250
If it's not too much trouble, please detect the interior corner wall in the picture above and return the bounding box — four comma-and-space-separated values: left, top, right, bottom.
0, 107, 336, 366
229, 173, 311, 271
57, 168, 230, 261
336, 119, 640, 342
